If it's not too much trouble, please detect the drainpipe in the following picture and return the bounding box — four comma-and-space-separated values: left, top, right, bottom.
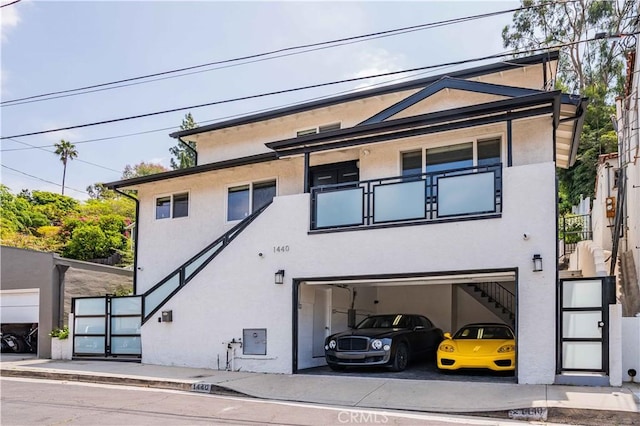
114, 188, 139, 295
178, 137, 198, 166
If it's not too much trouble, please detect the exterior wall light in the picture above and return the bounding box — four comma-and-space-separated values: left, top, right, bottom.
275, 269, 285, 284
532, 254, 543, 272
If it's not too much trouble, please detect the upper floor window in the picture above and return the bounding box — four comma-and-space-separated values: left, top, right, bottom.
296, 122, 341, 137
156, 192, 189, 220
227, 180, 276, 221
401, 138, 501, 175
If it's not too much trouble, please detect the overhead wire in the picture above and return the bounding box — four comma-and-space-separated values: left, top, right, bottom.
4, 33, 632, 141
3, 137, 121, 173
1, 164, 88, 195
0, 2, 563, 107
0, 64, 455, 152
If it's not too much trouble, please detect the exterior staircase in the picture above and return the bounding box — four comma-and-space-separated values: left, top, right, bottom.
459, 282, 515, 327
141, 202, 272, 324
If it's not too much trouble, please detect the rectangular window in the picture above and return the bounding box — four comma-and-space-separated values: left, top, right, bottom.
477, 138, 501, 166
296, 123, 341, 137
401, 150, 422, 177
155, 197, 171, 220
172, 193, 189, 218
155, 193, 189, 220
228, 180, 276, 221
426, 142, 473, 173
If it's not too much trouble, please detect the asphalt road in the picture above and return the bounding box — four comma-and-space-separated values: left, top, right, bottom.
1, 377, 528, 426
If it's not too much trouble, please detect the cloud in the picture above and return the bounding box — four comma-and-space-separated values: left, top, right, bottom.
1, 4, 21, 43
351, 48, 410, 90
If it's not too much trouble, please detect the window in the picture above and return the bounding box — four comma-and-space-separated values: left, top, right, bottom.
155, 193, 189, 220
227, 180, 276, 221
401, 151, 422, 177
401, 138, 502, 175
296, 122, 341, 137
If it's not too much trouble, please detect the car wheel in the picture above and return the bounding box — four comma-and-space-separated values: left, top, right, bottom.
390, 343, 409, 372
328, 364, 346, 372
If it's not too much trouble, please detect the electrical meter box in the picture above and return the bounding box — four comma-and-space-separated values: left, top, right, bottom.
243, 328, 267, 355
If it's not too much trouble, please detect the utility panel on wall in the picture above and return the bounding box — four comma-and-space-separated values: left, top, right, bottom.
243, 328, 267, 355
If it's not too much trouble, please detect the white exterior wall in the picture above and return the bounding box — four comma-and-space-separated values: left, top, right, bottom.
141, 160, 557, 383
591, 159, 618, 252
621, 316, 640, 382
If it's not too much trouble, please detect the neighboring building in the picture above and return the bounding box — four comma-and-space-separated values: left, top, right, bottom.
105, 51, 598, 385
0, 246, 132, 358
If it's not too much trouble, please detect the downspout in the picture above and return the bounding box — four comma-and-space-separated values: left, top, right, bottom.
114, 188, 140, 295
178, 137, 198, 166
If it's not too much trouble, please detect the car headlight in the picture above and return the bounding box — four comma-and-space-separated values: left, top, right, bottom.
371, 339, 383, 350
497, 344, 515, 353
439, 343, 455, 353
328, 340, 337, 350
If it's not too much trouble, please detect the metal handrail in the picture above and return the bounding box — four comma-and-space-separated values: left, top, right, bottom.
310, 163, 502, 230
610, 168, 626, 275
141, 201, 273, 323
560, 213, 593, 258
473, 282, 515, 317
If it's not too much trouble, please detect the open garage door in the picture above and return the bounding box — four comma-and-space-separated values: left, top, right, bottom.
293, 270, 517, 383
1, 289, 39, 324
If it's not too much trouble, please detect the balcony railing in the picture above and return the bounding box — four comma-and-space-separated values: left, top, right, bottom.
310, 164, 502, 230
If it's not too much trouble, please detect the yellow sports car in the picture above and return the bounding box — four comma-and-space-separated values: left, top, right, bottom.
437, 323, 515, 371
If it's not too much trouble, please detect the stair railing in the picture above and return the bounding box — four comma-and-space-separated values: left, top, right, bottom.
473, 282, 515, 318
141, 201, 272, 323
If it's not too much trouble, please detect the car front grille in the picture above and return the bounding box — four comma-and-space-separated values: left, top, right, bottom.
494, 360, 512, 367
337, 337, 368, 351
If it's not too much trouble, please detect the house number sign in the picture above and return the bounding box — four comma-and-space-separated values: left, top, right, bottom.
273, 245, 290, 253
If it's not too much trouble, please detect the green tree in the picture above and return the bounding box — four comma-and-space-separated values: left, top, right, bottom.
63, 225, 112, 260
121, 161, 169, 179
502, 0, 635, 206
53, 140, 78, 196
169, 113, 198, 170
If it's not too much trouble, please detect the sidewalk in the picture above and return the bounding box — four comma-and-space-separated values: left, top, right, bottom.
1, 355, 638, 419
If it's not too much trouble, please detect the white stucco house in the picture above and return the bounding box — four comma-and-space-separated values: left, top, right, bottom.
99, 50, 618, 385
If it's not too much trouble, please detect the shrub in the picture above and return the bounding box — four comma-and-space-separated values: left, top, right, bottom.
49, 326, 69, 339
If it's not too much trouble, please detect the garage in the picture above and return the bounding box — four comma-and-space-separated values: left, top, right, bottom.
0, 289, 39, 354
294, 270, 517, 383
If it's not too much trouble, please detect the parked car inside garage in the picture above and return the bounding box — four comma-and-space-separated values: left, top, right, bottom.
437, 323, 515, 372
324, 314, 444, 372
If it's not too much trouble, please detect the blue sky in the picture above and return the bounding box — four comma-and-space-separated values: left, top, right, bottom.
1, 0, 518, 200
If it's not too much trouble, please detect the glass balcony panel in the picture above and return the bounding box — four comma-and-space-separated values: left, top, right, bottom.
562, 311, 602, 338
315, 188, 363, 228
144, 273, 180, 317
373, 180, 425, 223
437, 172, 495, 217
75, 298, 106, 315
562, 342, 602, 369
111, 297, 141, 315
110, 337, 141, 355
563, 279, 602, 308
185, 241, 223, 279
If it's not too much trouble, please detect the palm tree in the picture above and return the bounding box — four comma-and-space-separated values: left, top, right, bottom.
53, 139, 78, 195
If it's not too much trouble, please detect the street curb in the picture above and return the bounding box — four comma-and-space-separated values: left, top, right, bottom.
0, 368, 247, 397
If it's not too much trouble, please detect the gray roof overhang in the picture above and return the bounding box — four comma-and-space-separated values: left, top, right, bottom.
169, 51, 560, 139
266, 91, 563, 156
104, 152, 278, 189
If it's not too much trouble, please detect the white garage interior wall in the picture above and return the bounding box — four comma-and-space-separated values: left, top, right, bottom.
297, 277, 516, 371
0, 289, 40, 324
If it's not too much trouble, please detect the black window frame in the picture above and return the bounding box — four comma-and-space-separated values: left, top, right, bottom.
227, 180, 277, 222
155, 192, 189, 220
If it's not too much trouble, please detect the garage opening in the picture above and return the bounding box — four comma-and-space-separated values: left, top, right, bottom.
0, 289, 39, 355
293, 270, 517, 383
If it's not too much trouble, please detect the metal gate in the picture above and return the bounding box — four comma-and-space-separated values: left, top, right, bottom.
558, 277, 615, 374
72, 295, 142, 360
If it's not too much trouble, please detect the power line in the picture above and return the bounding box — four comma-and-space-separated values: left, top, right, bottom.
2, 49, 538, 140
0, 65, 452, 152
0, 2, 562, 107
1, 164, 87, 194
1, 0, 21, 8
3, 137, 121, 173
